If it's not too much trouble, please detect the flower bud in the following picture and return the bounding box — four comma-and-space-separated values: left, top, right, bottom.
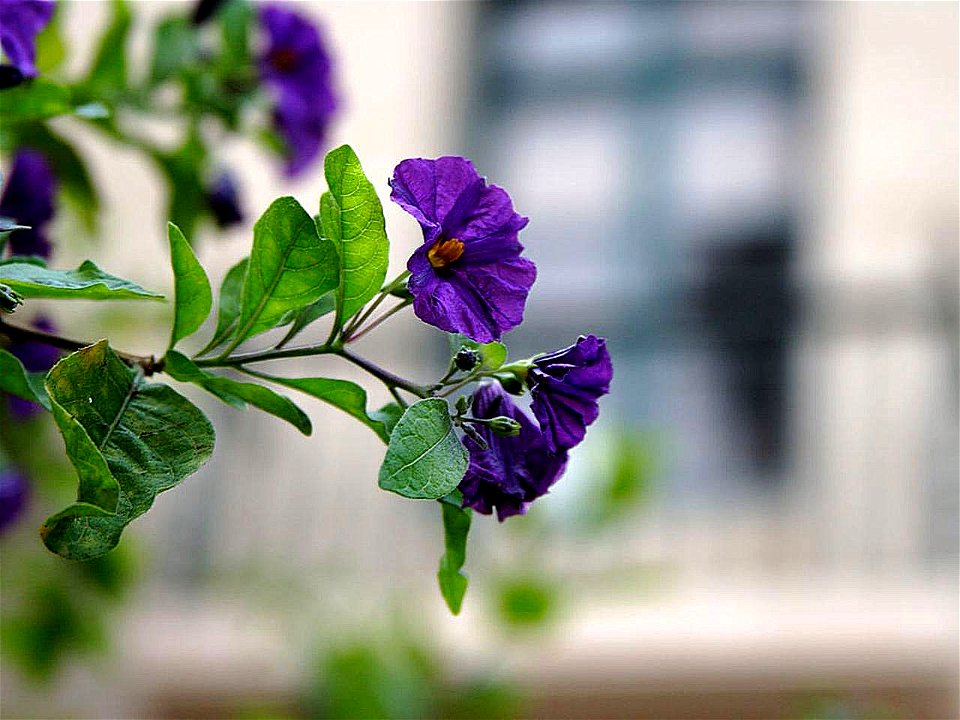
488, 416, 522, 437
455, 394, 472, 415
454, 347, 480, 372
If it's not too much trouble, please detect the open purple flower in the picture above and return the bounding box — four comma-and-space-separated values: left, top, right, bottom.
205, 171, 244, 229
0, 0, 54, 80
529, 335, 613, 452
459, 383, 567, 521
258, 5, 338, 177
390, 157, 536, 343
0, 148, 56, 259
7, 315, 59, 418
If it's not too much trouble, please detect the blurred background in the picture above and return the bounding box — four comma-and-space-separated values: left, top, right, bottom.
1, 1, 957, 718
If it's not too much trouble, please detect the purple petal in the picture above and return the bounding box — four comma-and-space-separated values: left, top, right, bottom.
530, 335, 613, 452
390, 157, 485, 236
0, 148, 56, 259
0, 0, 54, 78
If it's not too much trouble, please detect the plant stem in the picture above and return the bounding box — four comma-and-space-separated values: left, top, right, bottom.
335, 346, 428, 398
0, 319, 163, 375
341, 270, 411, 341
193, 342, 336, 367
345, 299, 412, 343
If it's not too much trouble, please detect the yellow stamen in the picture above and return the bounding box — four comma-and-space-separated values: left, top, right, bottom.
427, 237, 465, 269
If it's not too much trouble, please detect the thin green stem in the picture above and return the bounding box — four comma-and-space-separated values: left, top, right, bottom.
388, 385, 409, 410
341, 270, 411, 341
194, 342, 335, 367
335, 346, 428, 398
345, 299, 412, 343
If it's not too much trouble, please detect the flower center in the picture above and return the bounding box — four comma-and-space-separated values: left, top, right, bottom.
268, 48, 299, 73
427, 237, 465, 269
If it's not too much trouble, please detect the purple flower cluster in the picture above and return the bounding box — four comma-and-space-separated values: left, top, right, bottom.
205, 171, 244, 229
0, 0, 54, 83
258, 5, 338, 178
390, 157, 535, 343
0, 468, 30, 534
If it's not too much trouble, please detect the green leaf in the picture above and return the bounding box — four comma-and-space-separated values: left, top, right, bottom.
163, 351, 311, 435
0, 79, 72, 121
16, 125, 99, 232
149, 16, 199, 85
153, 131, 207, 239
371, 402, 404, 439
41, 341, 214, 560
84, 0, 131, 93
219, 0, 253, 73
437, 502, 471, 615
457, 336, 508, 370
228, 196, 339, 350
0, 260, 162, 300
320, 145, 390, 328
240, 370, 388, 442
0, 349, 50, 409
199, 256, 247, 355
378, 398, 468, 500
167, 223, 212, 349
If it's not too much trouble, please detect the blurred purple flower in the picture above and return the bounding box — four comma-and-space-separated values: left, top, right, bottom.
0, 0, 54, 79
459, 383, 567, 521
7, 314, 59, 418
0, 468, 30, 533
258, 4, 338, 177
205, 171, 244, 228
529, 335, 613, 452
390, 157, 536, 343
0, 148, 56, 259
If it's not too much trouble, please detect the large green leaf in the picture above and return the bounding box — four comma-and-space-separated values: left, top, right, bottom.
41, 341, 214, 560
228, 196, 338, 350
437, 501, 471, 615
163, 351, 311, 435
0, 349, 50, 409
241, 370, 388, 442
84, 0, 131, 94
200, 256, 248, 354
167, 223, 212, 348
378, 398, 467, 500
319, 145, 390, 328
0, 261, 162, 300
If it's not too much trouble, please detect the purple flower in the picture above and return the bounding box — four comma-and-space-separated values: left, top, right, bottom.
459, 383, 567, 521
529, 335, 613, 452
0, 148, 56, 259
390, 157, 536, 343
0, 0, 54, 79
205, 171, 244, 229
7, 314, 59, 418
258, 5, 338, 177
0, 469, 30, 534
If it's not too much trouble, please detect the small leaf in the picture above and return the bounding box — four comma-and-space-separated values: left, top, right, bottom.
163, 351, 311, 435
457, 336, 508, 370
41, 341, 214, 560
229, 196, 339, 349
84, 0, 131, 93
167, 222, 212, 349
0, 79, 72, 121
241, 370, 388, 442
371, 402, 404, 439
200, 256, 248, 354
378, 398, 468, 500
320, 145, 390, 328
0, 261, 162, 300
437, 501, 471, 615
0, 349, 50, 409
149, 16, 199, 84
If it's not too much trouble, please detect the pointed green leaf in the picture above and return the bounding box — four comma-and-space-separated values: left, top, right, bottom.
0, 349, 50, 409
378, 398, 468, 500
320, 145, 390, 328
200, 256, 248, 354
41, 341, 214, 560
0, 261, 162, 300
163, 351, 311, 435
168, 223, 212, 349
229, 196, 339, 350
85, 0, 131, 93
240, 369, 388, 442
437, 502, 471, 615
